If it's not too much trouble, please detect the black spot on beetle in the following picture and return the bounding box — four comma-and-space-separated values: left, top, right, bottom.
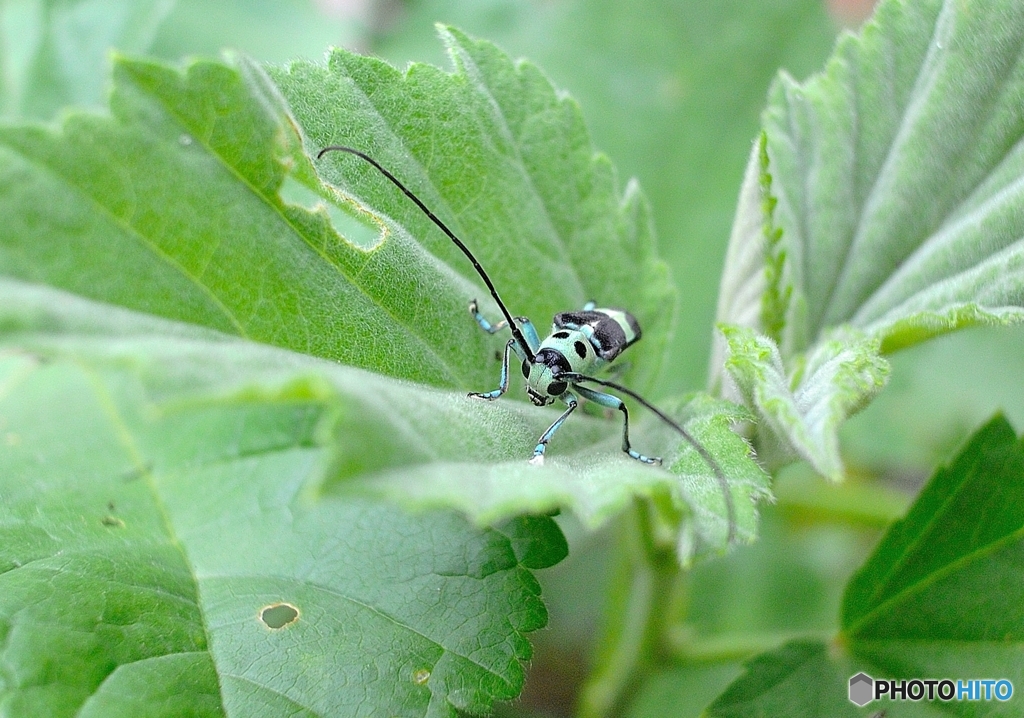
547, 381, 567, 396
552, 331, 570, 339
522, 360, 531, 378
574, 340, 588, 359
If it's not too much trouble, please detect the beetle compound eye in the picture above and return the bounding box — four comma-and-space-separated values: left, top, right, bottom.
522, 360, 531, 378
547, 381, 567, 396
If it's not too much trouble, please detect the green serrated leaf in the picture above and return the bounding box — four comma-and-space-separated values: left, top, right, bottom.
721, 324, 889, 479
705, 641, 861, 718
0, 29, 673, 393
0, 274, 761, 713
339, 389, 769, 564
495, 515, 569, 570
0, 50, 478, 389
704, 414, 1024, 716
269, 25, 675, 395
841, 415, 1024, 680
374, 0, 838, 395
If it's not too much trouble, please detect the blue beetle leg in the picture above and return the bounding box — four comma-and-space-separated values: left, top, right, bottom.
469, 338, 516, 401
529, 392, 578, 465
575, 385, 661, 465
469, 299, 508, 334
516, 316, 541, 353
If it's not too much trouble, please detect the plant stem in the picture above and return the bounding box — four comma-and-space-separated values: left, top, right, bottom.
577, 500, 681, 718
575, 434, 909, 716
665, 629, 832, 665
773, 469, 911, 527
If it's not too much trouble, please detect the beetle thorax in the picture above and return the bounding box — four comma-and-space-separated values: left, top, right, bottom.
523, 325, 604, 404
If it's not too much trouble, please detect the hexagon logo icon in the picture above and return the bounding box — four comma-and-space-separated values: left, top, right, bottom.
849, 672, 874, 706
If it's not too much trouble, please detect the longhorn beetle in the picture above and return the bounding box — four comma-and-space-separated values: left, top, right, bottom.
317, 145, 736, 542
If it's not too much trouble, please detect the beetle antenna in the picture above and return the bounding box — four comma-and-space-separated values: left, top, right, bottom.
317, 145, 535, 362
572, 374, 737, 545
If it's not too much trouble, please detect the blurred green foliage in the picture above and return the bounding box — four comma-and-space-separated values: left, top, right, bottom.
150, 0, 364, 63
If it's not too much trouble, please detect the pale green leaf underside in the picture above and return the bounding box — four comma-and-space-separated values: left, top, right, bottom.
721, 325, 889, 480
767, 0, 1024, 352
716, 0, 1024, 477
708, 139, 770, 396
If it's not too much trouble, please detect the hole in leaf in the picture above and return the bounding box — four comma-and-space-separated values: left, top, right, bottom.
412, 668, 430, 685
280, 175, 381, 249
260, 603, 299, 629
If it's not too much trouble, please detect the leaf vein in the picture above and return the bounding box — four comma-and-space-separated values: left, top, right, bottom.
846, 523, 1024, 637
0, 142, 249, 337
